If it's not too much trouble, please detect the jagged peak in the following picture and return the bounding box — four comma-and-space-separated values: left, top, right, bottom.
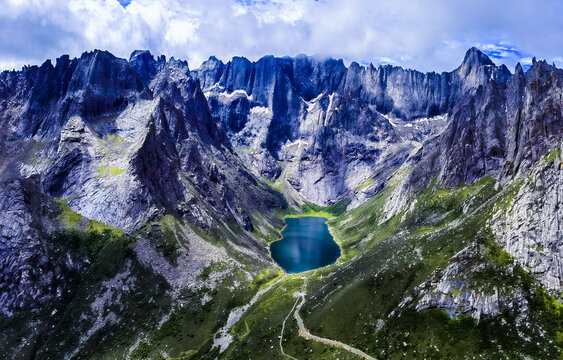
129, 50, 154, 63
39, 59, 54, 70
348, 61, 362, 71
462, 47, 494, 67
515, 62, 524, 75
79, 49, 115, 61
205, 55, 223, 64
526, 57, 560, 75
196, 56, 225, 72
166, 57, 189, 71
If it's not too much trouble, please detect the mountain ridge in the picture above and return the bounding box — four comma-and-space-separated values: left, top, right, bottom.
0, 46, 562, 359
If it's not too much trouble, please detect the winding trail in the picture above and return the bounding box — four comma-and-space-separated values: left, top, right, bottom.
293, 293, 377, 360
279, 296, 300, 360
279, 273, 376, 360
214, 274, 287, 354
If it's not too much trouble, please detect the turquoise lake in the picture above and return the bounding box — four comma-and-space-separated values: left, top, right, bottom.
270, 217, 341, 273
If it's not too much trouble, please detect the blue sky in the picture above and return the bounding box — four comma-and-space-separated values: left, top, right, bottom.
0, 0, 561, 72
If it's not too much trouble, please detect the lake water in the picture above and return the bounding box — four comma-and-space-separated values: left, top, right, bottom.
270, 217, 341, 273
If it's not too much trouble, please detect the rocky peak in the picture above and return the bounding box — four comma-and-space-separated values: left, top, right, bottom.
66, 49, 143, 97
167, 57, 190, 72
223, 56, 253, 92
129, 50, 160, 86
515, 62, 524, 76
461, 47, 495, 68
192, 56, 225, 90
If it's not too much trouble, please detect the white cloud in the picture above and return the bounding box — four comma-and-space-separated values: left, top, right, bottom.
0, 0, 561, 73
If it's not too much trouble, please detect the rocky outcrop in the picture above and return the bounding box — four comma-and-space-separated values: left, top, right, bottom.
402, 242, 529, 320
0, 176, 84, 317
492, 152, 563, 295
0, 50, 145, 140
0, 49, 286, 323
408, 57, 562, 190
128, 50, 166, 86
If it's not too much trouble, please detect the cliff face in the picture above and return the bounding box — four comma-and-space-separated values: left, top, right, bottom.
0, 49, 285, 323
408, 57, 563, 190
192, 47, 512, 205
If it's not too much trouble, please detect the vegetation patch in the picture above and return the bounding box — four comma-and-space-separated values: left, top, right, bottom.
130, 272, 257, 359
281, 199, 350, 219
55, 199, 83, 228
200, 263, 227, 281
34, 218, 171, 359
250, 268, 283, 290
357, 177, 374, 190
136, 214, 183, 263
545, 148, 562, 163
96, 165, 126, 178
261, 177, 284, 192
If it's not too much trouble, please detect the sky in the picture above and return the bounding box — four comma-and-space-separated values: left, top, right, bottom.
0, 0, 562, 73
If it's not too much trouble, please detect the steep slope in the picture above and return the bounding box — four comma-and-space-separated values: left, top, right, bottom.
205, 50, 562, 360
408, 57, 563, 189
192, 48, 511, 206
0, 47, 561, 360
0, 50, 287, 359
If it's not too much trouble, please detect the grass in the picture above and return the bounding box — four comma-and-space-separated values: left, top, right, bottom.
299, 173, 561, 359
55, 199, 83, 228
545, 148, 562, 163
261, 177, 284, 192
221, 167, 561, 359
96, 165, 126, 178
200, 263, 227, 281
87, 219, 123, 237
97, 134, 126, 149
129, 272, 258, 359
482, 233, 514, 267
357, 177, 374, 190
30, 214, 172, 360
281, 199, 350, 219
95, 134, 127, 179
135, 214, 184, 263
250, 268, 283, 290
55, 199, 124, 241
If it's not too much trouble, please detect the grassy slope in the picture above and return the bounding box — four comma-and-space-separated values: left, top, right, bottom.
221, 172, 562, 360
7, 162, 561, 359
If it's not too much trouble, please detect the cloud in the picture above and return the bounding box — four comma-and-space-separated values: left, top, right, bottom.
479, 42, 523, 60
0, 0, 562, 72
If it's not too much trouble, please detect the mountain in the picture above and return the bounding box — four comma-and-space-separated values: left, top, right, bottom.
0, 47, 561, 359
190, 47, 512, 206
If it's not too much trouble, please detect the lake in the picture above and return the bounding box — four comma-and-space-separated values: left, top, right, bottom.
270, 217, 341, 273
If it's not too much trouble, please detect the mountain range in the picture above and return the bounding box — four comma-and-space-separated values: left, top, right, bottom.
0, 47, 561, 359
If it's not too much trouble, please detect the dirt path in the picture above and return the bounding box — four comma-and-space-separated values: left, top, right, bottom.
214, 274, 287, 354
279, 296, 300, 360
293, 293, 377, 360
279, 273, 376, 360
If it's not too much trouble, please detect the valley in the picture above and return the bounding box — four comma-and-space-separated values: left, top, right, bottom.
0, 46, 561, 359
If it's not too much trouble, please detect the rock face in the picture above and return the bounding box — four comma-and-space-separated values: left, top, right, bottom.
0, 47, 562, 358
0, 49, 285, 320
192, 47, 512, 205
0, 176, 84, 317
492, 154, 563, 294
408, 57, 563, 189
400, 57, 563, 304
402, 242, 529, 319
